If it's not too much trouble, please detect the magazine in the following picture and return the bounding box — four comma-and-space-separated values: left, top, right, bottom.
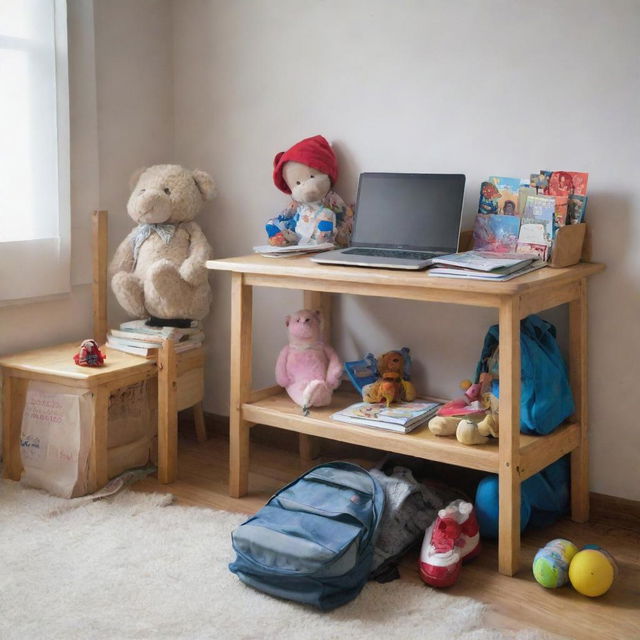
429, 251, 535, 273
428, 260, 546, 281
517, 195, 555, 257
253, 242, 335, 256
331, 401, 442, 433
472, 214, 521, 252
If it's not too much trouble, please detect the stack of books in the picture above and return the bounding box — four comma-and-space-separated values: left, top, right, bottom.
427, 251, 546, 281
106, 320, 204, 357
331, 400, 442, 434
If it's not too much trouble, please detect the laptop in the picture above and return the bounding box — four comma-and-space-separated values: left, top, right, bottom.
312, 172, 466, 270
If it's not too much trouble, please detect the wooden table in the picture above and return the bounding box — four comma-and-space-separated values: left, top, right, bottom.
206, 254, 604, 575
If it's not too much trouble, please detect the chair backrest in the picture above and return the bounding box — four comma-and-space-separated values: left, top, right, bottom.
92, 210, 108, 345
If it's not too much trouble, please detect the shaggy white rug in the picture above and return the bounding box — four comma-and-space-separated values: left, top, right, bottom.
0, 480, 562, 640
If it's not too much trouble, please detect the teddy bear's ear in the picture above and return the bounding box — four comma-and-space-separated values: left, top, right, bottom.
193, 170, 217, 201
129, 167, 147, 191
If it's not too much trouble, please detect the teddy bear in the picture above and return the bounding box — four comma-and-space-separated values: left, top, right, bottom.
265, 135, 354, 247
428, 375, 499, 445
362, 350, 417, 406
109, 164, 216, 323
275, 309, 343, 414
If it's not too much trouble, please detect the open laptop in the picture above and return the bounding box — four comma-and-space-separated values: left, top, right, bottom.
312, 172, 466, 270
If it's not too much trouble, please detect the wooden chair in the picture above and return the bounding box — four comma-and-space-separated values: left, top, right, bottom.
1, 210, 206, 490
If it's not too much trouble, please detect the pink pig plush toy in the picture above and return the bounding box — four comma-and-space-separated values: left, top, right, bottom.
275, 309, 343, 414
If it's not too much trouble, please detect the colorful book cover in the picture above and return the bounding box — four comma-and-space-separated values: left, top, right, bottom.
472, 213, 521, 253
488, 176, 521, 215
517, 195, 555, 258
568, 194, 588, 224
478, 181, 500, 215
331, 401, 441, 428
515, 242, 549, 261
547, 171, 589, 197
518, 186, 537, 215
552, 194, 569, 227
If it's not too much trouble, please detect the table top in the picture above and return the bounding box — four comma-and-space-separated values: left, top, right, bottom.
206, 254, 605, 296
0, 342, 155, 380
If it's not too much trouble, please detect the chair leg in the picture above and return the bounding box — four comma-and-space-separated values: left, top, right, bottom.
193, 402, 207, 443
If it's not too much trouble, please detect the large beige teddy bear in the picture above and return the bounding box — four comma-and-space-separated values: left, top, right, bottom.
110, 164, 216, 322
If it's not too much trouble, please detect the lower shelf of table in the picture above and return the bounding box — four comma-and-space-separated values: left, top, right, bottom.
241, 389, 581, 479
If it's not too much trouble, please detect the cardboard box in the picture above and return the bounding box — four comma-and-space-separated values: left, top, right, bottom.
548, 223, 590, 268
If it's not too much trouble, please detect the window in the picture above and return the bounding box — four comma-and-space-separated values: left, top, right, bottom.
0, 0, 70, 302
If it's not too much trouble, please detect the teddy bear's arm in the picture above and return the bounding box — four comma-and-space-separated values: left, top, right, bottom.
323, 345, 343, 389
275, 345, 292, 388
179, 221, 213, 287
109, 228, 138, 276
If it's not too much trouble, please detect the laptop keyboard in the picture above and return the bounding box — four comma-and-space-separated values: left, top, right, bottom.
343, 248, 439, 260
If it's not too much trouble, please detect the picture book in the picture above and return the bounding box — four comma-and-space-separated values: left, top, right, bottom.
478, 181, 500, 215
430, 251, 535, 273
552, 194, 569, 227
517, 186, 536, 215
515, 242, 549, 261
331, 401, 442, 433
488, 176, 521, 215
472, 213, 521, 253
568, 194, 588, 224
253, 242, 334, 256
517, 195, 555, 258
548, 171, 589, 197
344, 356, 378, 395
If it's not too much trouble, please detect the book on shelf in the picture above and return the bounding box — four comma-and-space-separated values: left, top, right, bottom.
428, 260, 546, 281
106, 319, 204, 357
516, 195, 555, 259
331, 400, 442, 434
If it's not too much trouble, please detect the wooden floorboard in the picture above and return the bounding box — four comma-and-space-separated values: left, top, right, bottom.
132, 428, 640, 640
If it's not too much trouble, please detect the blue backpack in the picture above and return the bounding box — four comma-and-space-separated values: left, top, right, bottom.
474, 314, 575, 435
229, 462, 385, 611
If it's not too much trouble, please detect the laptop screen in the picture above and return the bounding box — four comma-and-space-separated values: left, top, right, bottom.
351, 173, 466, 252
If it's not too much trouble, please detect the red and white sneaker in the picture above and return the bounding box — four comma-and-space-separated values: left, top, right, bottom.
419, 500, 481, 587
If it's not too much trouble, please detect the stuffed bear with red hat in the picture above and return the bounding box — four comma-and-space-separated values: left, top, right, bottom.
266, 135, 354, 247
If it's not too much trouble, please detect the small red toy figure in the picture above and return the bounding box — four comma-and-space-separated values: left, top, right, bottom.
73, 339, 106, 367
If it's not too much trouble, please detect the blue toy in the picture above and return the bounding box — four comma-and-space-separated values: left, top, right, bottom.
474, 457, 570, 539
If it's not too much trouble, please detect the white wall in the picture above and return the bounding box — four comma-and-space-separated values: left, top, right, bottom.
172, 0, 640, 500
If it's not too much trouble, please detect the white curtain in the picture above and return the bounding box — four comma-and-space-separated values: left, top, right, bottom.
0, 0, 70, 302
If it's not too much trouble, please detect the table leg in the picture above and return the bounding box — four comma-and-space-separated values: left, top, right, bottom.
229, 273, 253, 497
569, 278, 589, 522
193, 402, 207, 443
158, 339, 178, 484
498, 298, 521, 576
2, 374, 28, 481
89, 385, 109, 492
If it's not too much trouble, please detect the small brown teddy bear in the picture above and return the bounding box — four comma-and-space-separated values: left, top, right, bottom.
362, 350, 417, 406
110, 164, 216, 322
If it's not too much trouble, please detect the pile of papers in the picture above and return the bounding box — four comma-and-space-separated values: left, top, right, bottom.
427, 251, 546, 281
331, 400, 442, 433
106, 319, 204, 357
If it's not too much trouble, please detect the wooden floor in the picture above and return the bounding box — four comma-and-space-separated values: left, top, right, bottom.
132, 426, 640, 640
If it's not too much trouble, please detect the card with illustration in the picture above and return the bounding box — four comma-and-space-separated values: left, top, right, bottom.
478, 181, 501, 214
568, 194, 588, 224
472, 213, 521, 253
488, 176, 521, 215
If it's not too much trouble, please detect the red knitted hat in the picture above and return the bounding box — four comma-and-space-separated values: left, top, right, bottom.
273, 135, 338, 194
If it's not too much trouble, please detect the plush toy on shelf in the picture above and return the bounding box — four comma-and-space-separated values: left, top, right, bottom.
362, 350, 417, 407
266, 135, 354, 247
73, 339, 106, 367
275, 309, 343, 415
110, 164, 216, 324
428, 374, 499, 445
